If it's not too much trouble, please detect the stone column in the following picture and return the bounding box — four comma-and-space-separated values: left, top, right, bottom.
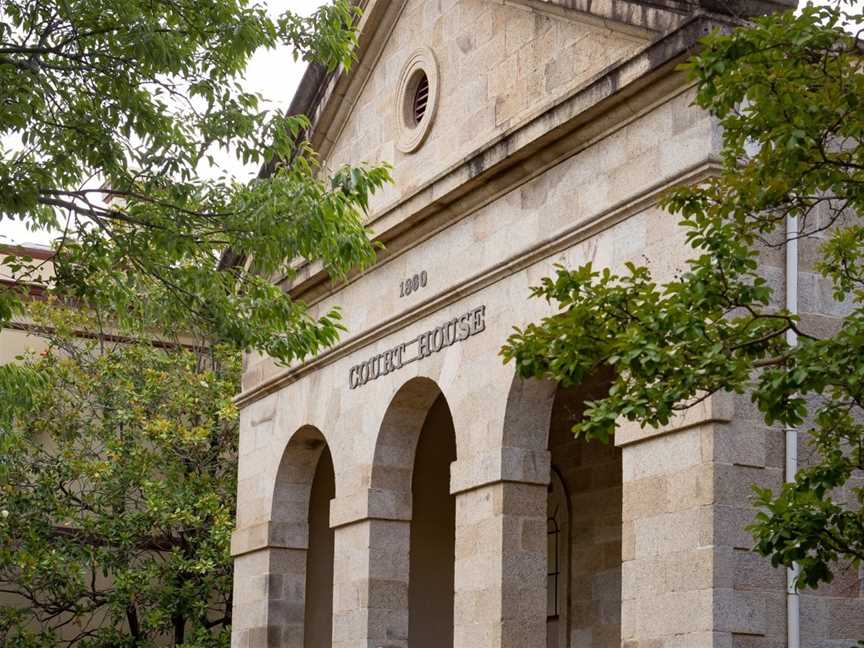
617, 394, 783, 647
330, 490, 412, 648
618, 424, 716, 648
451, 447, 550, 648
230, 523, 308, 648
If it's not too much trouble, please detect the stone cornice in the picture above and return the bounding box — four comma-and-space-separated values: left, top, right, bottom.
614, 391, 734, 447
305, 0, 410, 163
498, 0, 688, 38
230, 521, 305, 557
237, 158, 721, 407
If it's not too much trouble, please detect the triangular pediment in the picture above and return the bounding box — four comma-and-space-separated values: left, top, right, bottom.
293, 0, 794, 220
305, 0, 662, 213
297, 0, 797, 171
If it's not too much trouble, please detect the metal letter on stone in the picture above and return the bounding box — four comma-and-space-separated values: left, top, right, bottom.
348, 305, 486, 389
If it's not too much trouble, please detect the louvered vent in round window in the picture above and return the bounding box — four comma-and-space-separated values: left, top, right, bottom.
413, 73, 430, 126
396, 48, 439, 154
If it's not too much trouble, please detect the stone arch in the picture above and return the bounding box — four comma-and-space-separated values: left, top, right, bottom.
363, 376, 457, 648
502, 374, 558, 452
268, 425, 335, 648
548, 377, 622, 648
369, 376, 446, 507
270, 425, 329, 543
500, 370, 623, 648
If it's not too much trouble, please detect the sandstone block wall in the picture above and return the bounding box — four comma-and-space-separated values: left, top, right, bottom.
233, 3, 864, 647
325, 0, 644, 215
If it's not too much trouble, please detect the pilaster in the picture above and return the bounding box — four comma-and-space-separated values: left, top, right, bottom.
452, 478, 548, 648
231, 546, 308, 648
617, 392, 785, 647
330, 495, 412, 648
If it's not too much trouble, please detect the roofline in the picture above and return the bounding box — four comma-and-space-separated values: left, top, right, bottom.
291, 0, 794, 160
0, 243, 55, 261
288, 63, 329, 126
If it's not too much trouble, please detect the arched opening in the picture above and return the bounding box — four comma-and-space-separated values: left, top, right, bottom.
408, 393, 457, 648
547, 377, 622, 648
303, 444, 334, 648
362, 377, 457, 647
270, 426, 335, 648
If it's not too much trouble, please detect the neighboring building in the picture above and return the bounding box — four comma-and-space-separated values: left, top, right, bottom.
0, 243, 55, 362
0, 243, 195, 356
230, 2, 863, 648
0, 244, 209, 643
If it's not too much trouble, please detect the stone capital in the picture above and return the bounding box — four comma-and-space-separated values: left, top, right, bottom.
615, 391, 733, 447
450, 447, 550, 495
329, 487, 412, 529
230, 520, 309, 558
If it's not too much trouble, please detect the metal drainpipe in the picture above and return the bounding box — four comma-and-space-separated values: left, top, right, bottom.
785, 213, 801, 648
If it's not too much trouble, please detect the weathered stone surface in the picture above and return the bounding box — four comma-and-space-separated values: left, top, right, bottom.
230, 2, 863, 648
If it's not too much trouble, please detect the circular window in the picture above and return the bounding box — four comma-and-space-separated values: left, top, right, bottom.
396, 48, 439, 154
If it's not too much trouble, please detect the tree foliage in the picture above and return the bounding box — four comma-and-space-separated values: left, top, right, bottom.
0, 303, 240, 648
0, 0, 390, 362
501, 1, 864, 590
0, 3, 388, 641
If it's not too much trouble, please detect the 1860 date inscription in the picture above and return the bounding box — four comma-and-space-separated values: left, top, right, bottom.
400, 271, 427, 297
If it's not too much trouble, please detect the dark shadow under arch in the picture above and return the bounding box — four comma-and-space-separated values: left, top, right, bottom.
408, 393, 456, 648
304, 444, 334, 648
547, 379, 622, 648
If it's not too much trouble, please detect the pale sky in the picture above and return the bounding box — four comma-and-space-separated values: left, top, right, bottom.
1, 0, 326, 247
1, 0, 858, 246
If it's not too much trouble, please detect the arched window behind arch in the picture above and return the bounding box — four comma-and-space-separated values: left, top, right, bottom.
548, 512, 561, 618
547, 469, 570, 648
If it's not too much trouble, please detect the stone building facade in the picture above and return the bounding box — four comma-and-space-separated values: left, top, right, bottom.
230, 1, 864, 647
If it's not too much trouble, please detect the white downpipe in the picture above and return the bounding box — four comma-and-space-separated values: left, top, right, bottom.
785, 213, 800, 648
